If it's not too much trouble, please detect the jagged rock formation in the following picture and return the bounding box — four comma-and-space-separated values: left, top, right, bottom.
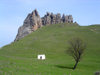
42, 12, 73, 25
15, 9, 73, 41
15, 9, 42, 41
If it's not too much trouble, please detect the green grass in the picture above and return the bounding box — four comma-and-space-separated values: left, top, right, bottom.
0, 23, 100, 75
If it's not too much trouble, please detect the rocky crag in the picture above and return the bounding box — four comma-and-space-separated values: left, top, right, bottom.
15, 9, 73, 41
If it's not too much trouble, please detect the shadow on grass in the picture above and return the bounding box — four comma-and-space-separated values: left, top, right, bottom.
55, 65, 73, 70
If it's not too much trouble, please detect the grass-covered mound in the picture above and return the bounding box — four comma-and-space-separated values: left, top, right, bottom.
0, 23, 100, 75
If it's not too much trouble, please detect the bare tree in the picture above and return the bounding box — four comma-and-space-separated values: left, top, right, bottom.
67, 37, 86, 70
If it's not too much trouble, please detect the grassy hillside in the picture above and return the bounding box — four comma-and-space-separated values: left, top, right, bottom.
0, 23, 100, 75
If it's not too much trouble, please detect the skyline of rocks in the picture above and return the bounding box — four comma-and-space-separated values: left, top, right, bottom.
15, 9, 74, 41
42, 12, 73, 25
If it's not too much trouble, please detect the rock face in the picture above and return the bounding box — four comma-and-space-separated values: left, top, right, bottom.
42, 13, 73, 25
15, 9, 74, 41
15, 9, 42, 41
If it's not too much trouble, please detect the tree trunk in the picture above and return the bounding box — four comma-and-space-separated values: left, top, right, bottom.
73, 61, 78, 70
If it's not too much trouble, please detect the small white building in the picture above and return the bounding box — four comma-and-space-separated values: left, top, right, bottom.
37, 54, 46, 60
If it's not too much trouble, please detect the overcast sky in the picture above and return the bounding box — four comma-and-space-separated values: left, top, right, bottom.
0, 0, 100, 47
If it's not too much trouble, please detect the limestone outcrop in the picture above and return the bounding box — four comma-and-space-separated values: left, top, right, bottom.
42, 13, 73, 25
15, 9, 74, 41
15, 9, 42, 41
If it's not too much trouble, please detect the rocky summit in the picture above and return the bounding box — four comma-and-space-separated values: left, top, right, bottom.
42, 12, 73, 25
15, 9, 73, 41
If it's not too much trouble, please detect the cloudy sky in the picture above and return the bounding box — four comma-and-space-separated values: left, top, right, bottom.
0, 0, 100, 47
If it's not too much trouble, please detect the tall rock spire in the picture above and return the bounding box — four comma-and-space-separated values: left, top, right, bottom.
15, 9, 42, 41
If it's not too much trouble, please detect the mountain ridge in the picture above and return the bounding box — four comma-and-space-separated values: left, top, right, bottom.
15, 9, 74, 41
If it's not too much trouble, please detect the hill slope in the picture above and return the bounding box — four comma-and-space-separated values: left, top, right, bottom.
0, 23, 100, 75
